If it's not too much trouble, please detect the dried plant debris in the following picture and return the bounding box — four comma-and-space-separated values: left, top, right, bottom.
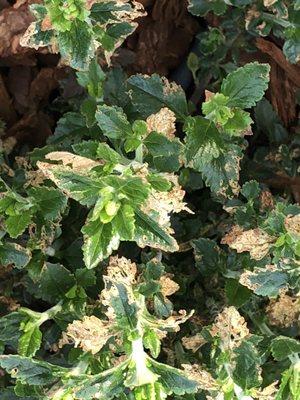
222, 226, 276, 260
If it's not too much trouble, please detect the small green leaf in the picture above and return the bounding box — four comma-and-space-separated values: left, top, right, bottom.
0, 243, 31, 269
271, 336, 300, 361
233, 339, 262, 390
127, 74, 188, 120
96, 105, 132, 139
0, 355, 67, 385
143, 329, 161, 358
28, 187, 67, 220
134, 209, 178, 252
144, 131, 183, 172
5, 211, 32, 238
113, 204, 135, 241
18, 323, 42, 358
225, 279, 252, 308
76, 58, 105, 98
32, 263, 76, 303
184, 116, 223, 170
82, 217, 120, 268
221, 62, 270, 109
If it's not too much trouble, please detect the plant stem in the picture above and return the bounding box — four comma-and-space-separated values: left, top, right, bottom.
135, 144, 143, 164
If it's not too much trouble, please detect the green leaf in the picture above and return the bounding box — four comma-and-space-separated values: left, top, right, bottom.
283, 29, 300, 64
143, 329, 161, 358
0, 243, 31, 269
75, 362, 127, 400
184, 116, 223, 170
57, 21, 93, 70
188, 0, 227, 16
225, 279, 252, 308
255, 99, 288, 143
32, 263, 76, 303
233, 339, 262, 390
43, 169, 103, 207
28, 187, 67, 220
242, 267, 288, 298
144, 132, 183, 172
0, 312, 24, 343
5, 211, 32, 238
95, 105, 132, 139
271, 336, 300, 361
113, 204, 135, 241
18, 323, 42, 358
201, 144, 243, 199
150, 359, 198, 396
82, 217, 120, 269
76, 58, 105, 98
72, 140, 99, 160
221, 62, 270, 108
191, 238, 225, 276
134, 209, 178, 252
96, 143, 121, 164
0, 355, 66, 385
240, 180, 260, 201
127, 74, 188, 120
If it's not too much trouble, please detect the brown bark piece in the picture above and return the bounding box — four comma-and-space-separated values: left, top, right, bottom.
0, 74, 17, 126
126, 0, 199, 75
241, 40, 299, 126
256, 38, 300, 87
0, 1, 35, 59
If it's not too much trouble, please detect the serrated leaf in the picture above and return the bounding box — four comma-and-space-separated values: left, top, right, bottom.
96, 143, 121, 164
113, 204, 135, 241
39, 169, 103, 207
0, 355, 66, 385
0, 243, 31, 269
72, 140, 99, 160
144, 131, 183, 172
76, 58, 105, 98
225, 279, 252, 308
134, 209, 178, 252
150, 359, 198, 396
95, 105, 132, 139
58, 21, 93, 70
240, 180, 260, 201
201, 144, 242, 199
18, 323, 42, 358
82, 217, 120, 269
271, 336, 300, 361
28, 187, 67, 220
240, 267, 288, 298
221, 62, 270, 109
127, 74, 188, 120
33, 263, 76, 303
5, 211, 32, 238
188, 0, 227, 16
233, 339, 262, 390
191, 238, 225, 275
184, 116, 223, 170
0, 312, 24, 343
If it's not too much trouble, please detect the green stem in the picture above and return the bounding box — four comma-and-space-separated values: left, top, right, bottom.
39, 301, 63, 325
135, 144, 143, 164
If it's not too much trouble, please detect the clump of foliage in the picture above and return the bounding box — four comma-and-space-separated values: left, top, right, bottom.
0, 1, 299, 400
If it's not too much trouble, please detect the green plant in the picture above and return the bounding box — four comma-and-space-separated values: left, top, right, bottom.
0, 1, 299, 400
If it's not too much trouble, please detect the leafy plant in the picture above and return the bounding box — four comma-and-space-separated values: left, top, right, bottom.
0, 1, 299, 400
